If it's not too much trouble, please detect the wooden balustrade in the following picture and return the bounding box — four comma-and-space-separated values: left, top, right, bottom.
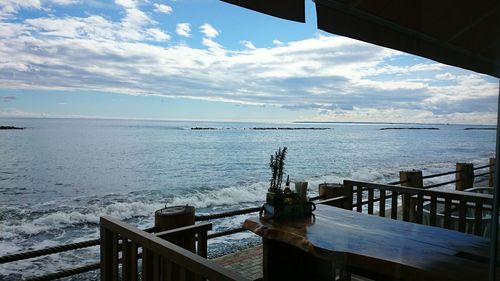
100, 216, 249, 281
342, 180, 493, 236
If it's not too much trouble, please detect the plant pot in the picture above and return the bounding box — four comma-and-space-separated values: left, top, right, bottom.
266, 190, 284, 206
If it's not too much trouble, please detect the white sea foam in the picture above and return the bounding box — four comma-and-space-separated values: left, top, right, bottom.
1, 201, 164, 238
170, 182, 266, 208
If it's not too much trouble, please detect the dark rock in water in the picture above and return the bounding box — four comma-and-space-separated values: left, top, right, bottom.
379, 127, 439, 130
191, 127, 218, 130
191, 127, 331, 130
252, 127, 330, 130
464, 128, 496, 130
0, 126, 24, 130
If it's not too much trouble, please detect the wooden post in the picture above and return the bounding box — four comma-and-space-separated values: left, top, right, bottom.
456, 163, 474, 191
154, 205, 195, 281
489, 158, 496, 188
342, 180, 354, 210
400, 170, 423, 222
399, 170, 423, 188
318, 183, 344, 199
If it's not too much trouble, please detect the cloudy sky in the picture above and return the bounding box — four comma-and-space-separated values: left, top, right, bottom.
0, 0, 498, 124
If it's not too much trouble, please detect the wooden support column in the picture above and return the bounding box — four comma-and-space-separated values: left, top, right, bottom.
263, 238, 335, 281
489, 158, 496, 188
400, 170, 423, 222
154, 205, 195, 281
456, 163, 474, 191
319, 183, 344, 199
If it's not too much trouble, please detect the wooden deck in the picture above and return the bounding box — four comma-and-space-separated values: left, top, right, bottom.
212, 244, 373, 281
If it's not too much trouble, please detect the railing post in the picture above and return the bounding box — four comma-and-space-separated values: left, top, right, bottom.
318, 183, 343, 199
489, 158, 496, 188
342, 180, 354, 210
100, 218, 119, 281
154, 206, 196, 280
456, 163, 474, 191
399, 170, 423, 188
155, 206, 196, 250
400, 170, 423, 222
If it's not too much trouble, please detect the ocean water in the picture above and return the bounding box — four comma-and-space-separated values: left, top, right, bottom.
0, 118, 496, 280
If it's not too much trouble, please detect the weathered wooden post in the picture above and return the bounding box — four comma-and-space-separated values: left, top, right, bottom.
319, 183, 344, 207
456, 163, 474, 191
400, 170, 423, 222
489, 158, 496, 188
155, 205, 196, 249
154, 205, 195, 280
319, 183, 344, 199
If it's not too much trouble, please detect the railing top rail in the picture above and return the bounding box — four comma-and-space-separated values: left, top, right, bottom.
474, 163, 494, 170
344, 180, 420, 194
155, 222, 212, 239
422, 170, 458, 180
100, 216, 249, 281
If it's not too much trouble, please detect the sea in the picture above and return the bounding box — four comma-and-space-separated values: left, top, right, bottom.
0, 117, 496, 280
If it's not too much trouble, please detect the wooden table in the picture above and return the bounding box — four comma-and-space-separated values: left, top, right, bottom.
244, 204, 498, 281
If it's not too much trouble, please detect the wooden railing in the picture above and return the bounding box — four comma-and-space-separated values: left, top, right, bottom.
342, 180, 494, 236
100, 216, 249, 281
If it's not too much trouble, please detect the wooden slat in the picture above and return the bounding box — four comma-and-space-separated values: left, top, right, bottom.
368, 188, 374, 215
142, 248, 151, 281
163, 259, 173, 281
430, 196, 437, 227
197, 232, 208, 259
458, 200, 467, 233
356, 186, 363, 212
474, 202, 483, 236
130, 242, 138, 281
122, 238, 132, 281
416, 194, 424, 224
342, 180, 354, 210
444, 198, 452, 229
153, 253, 160, 281
143, 248, 160, 281
379, 190, 386, 217
402, 194, 411, 222
112, 233, 119, 281
391, 192, 398, 219
100, 225, 115, 281
179, 264, 187, 281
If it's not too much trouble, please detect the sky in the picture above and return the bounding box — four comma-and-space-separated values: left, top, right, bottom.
0, 0, 498, 124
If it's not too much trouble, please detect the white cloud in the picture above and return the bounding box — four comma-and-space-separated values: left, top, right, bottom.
435, 72, 456, 80
49, 0, 80, 5
200, 23, 218, 38
273, 40, 284, 46
240, 40, 256, 50
115, 0, 137, 9
0, 1, 42, 19
146, 28, 170, 41
0, 9, 497, 124
176, 23, 190, 37
153, 3, 172, 14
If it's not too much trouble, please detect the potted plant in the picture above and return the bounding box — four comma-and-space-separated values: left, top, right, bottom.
261, 147, 315, 219
266, 147, 287, 206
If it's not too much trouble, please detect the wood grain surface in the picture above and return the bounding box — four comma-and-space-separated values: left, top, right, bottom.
244, 204, 498, 281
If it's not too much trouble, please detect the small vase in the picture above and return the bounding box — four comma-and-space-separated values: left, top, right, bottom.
266, 190, 284, 206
